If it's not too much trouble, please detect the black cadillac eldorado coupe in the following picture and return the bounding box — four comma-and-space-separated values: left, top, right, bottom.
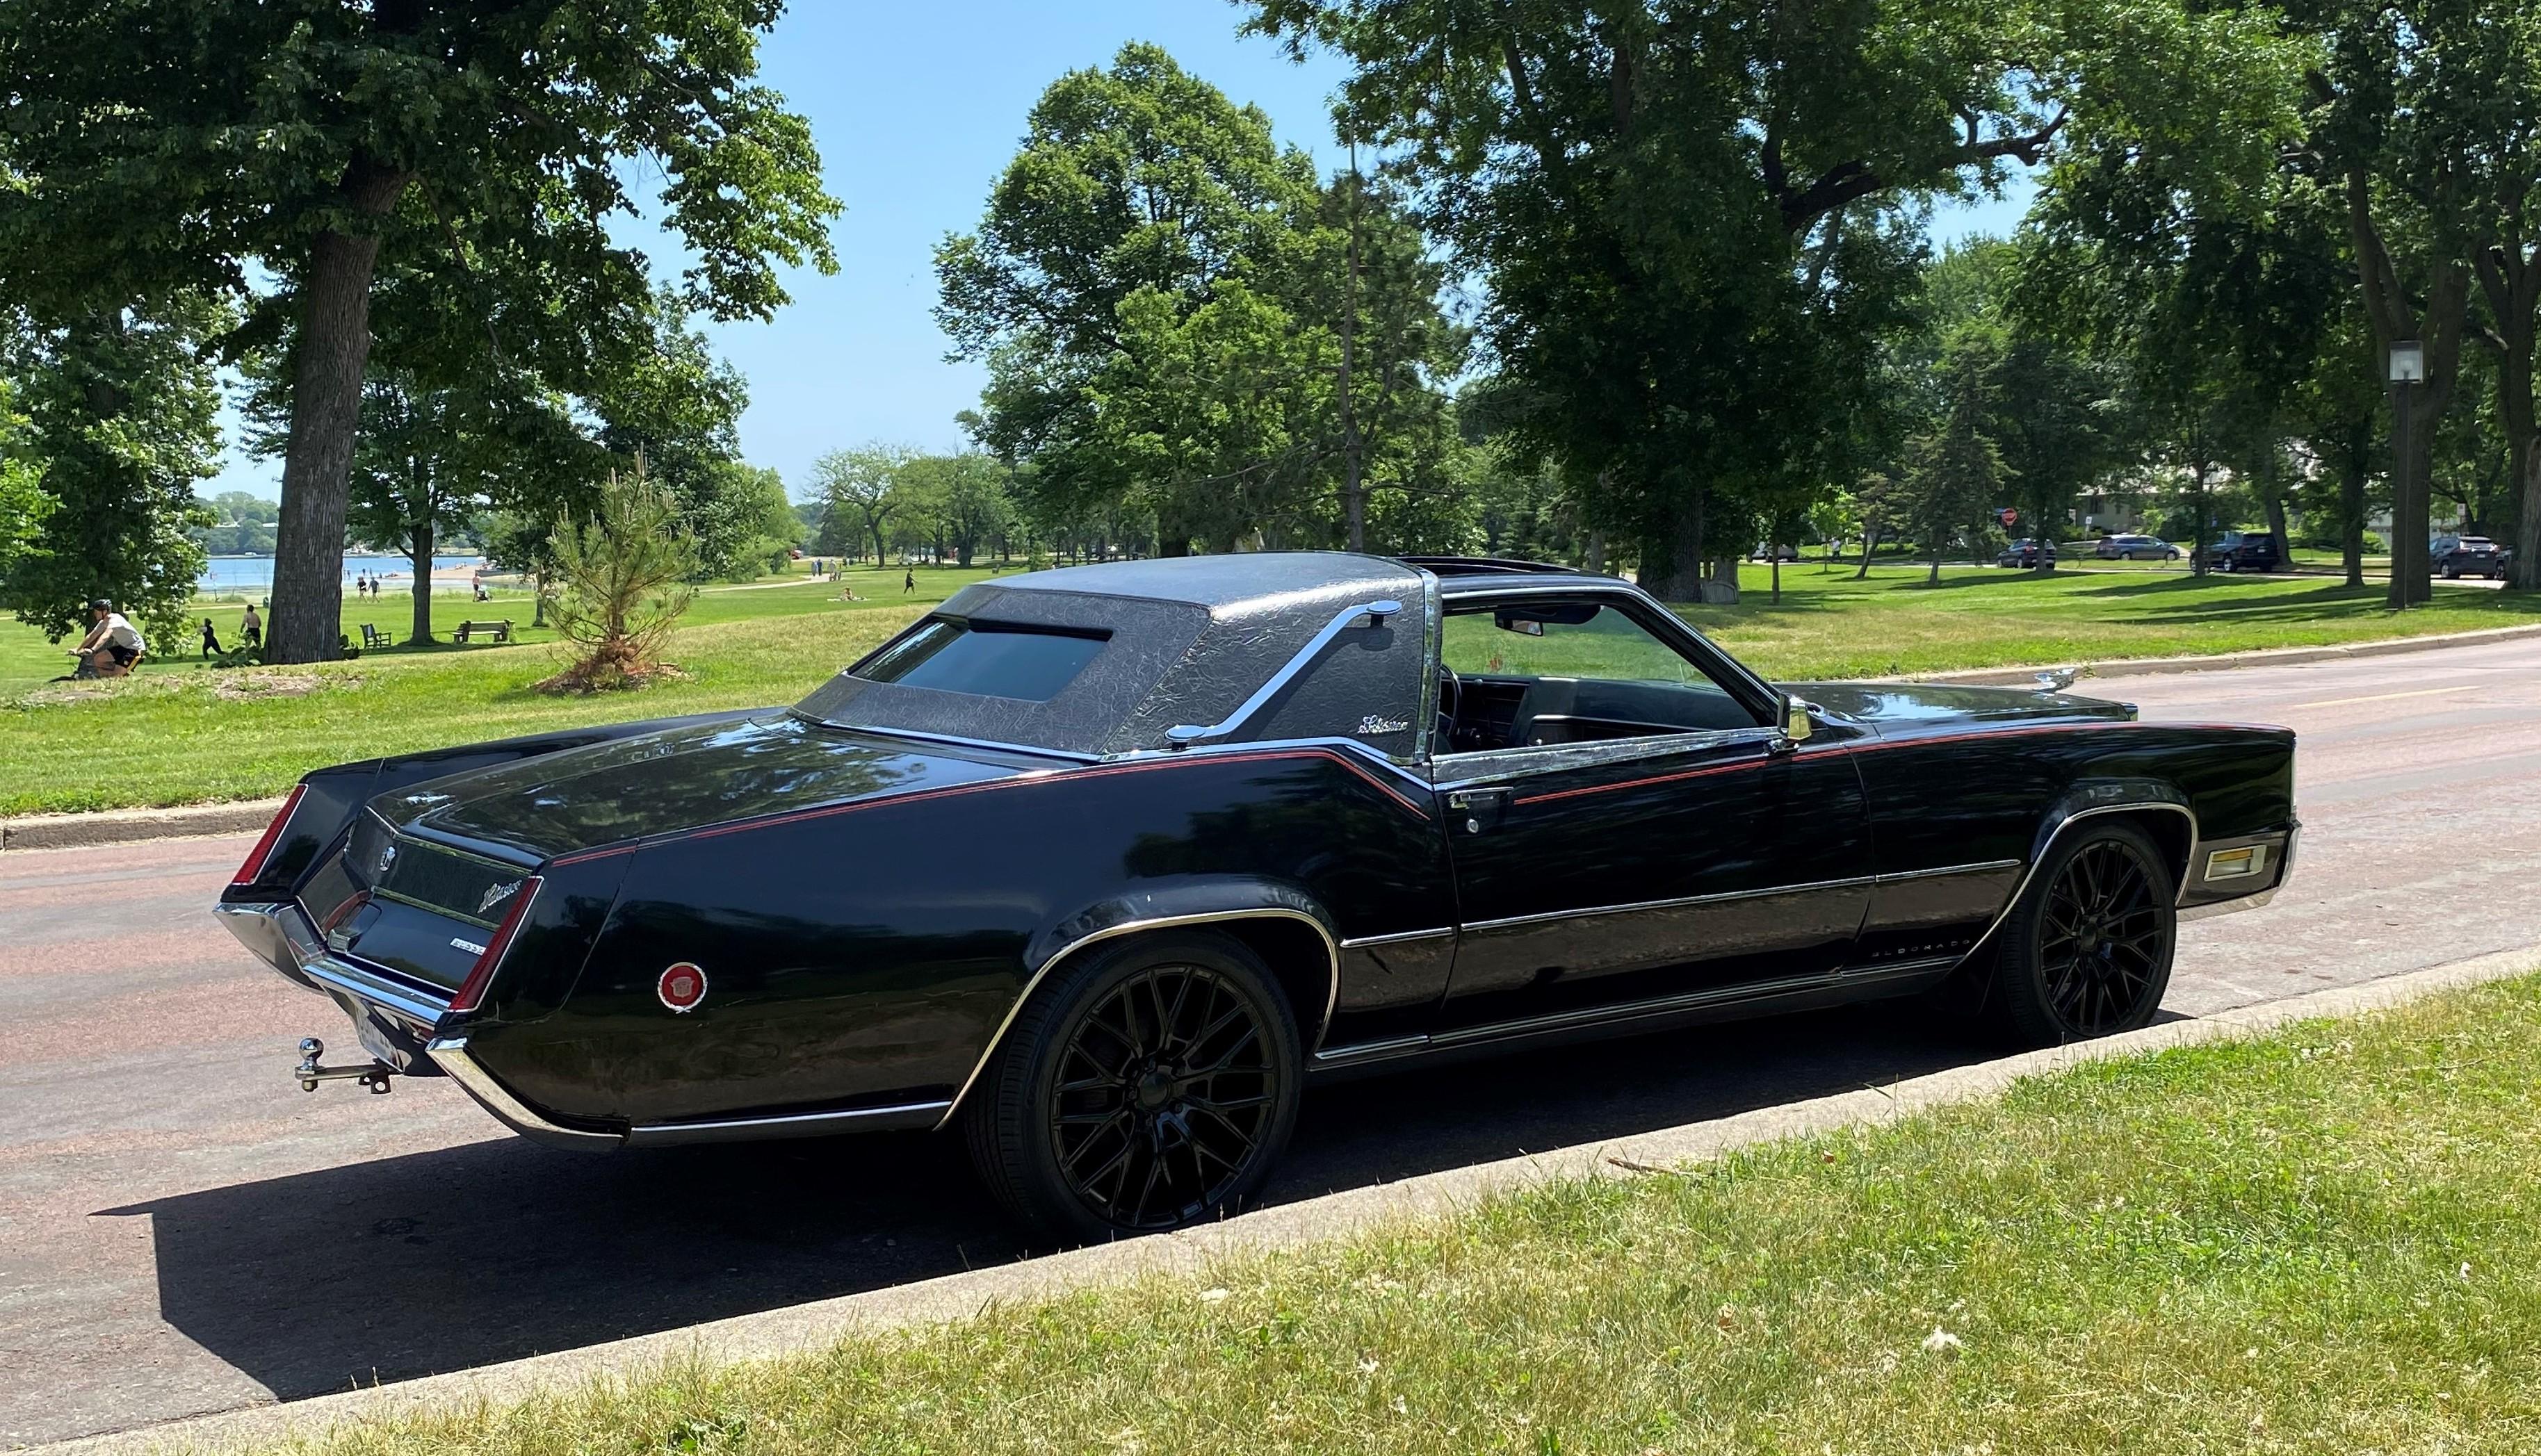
218, 554, 2296, 1238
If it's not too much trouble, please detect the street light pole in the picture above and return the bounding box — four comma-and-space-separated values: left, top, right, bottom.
2388, 341, 2425, 610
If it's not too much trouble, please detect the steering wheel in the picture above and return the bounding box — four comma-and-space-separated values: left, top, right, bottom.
1435, 662, 1462, 749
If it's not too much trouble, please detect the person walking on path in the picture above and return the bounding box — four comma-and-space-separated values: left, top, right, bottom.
200, 618, 222, 658
239, 603, 262, 649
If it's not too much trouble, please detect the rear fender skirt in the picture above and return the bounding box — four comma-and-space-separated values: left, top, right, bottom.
1963, 788, 2201, 963
939, 886, 1342, 1130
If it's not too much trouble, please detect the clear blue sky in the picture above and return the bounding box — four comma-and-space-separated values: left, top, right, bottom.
202, 2, 2031, 501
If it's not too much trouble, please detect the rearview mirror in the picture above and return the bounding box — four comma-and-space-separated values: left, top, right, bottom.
1783, 696, 1814, 743
1495, 603, 1599, 633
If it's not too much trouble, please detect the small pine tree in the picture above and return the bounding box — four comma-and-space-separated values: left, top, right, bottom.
535, 460, 700, 692
1901, 336, 2015, 582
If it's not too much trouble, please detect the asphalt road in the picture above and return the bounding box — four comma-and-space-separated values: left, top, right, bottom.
7, 637, 2540, 1446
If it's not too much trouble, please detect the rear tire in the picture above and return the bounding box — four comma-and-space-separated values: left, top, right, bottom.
1987, 821, 2177, 1048
962, 931, 1302, 1243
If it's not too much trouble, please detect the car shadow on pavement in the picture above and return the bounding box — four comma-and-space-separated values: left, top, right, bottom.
103, 1001, 2013, 1403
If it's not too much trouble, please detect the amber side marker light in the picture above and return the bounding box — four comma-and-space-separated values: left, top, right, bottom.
229, 784, 307, 887
2205, 845, 2266, 881
447, 876, 542, 1015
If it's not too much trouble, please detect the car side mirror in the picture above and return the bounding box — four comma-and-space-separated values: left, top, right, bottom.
1783, 695, 1813, 744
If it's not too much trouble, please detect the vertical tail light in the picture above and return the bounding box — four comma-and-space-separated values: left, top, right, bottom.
230, 784, 308, 888
447, 876, 542, 1015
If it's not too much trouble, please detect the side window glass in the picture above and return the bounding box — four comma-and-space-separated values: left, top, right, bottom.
1438, 602, 1762, 753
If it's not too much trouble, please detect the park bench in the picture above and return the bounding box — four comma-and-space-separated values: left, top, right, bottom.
453, 619, 514, 644
359, 623, 394, 648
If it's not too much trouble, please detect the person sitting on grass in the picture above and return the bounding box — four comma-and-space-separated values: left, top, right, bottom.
68, 599, 145, 679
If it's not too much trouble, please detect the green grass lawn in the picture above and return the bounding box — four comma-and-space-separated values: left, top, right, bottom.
3, 559, 2535, 815
284, 972, 2541, 1455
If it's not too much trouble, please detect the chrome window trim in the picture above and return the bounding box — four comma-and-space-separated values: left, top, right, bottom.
934, 906, 1342, 1130
1411, 569, 1444, 763
427, 1036, 622, 1150
1430, 725, 1776, 787
1165, 598, 1407, 746
803, 718, 1104, 765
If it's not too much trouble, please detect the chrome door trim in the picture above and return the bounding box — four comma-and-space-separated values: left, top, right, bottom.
1873, 858, 2024, 883
934, 906, 1342, 1130
1430, 726, 1774, 790
426, 1036, 622, 1151
1460, 874, 1878, 934
1167, 598, 1406, 746
1339, 926, 1457, 949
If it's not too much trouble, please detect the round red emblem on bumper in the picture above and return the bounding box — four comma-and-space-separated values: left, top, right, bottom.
658, 962, 708, 1013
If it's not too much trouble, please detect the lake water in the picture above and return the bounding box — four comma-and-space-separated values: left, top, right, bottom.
197, 554, 491, 596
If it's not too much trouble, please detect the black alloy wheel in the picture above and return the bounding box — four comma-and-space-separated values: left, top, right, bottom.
1987, 821, 2177, 1047
964, 931, 1301, 1241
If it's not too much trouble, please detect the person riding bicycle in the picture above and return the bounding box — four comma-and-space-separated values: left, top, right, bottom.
69, 599, 145, 678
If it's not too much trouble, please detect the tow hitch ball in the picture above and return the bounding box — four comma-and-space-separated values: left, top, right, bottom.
295, 1037, 395, 1095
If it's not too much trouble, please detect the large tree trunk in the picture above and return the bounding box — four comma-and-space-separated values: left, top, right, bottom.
268, 163, 407, 664
409, 516, 433, 644
2389, 387, 2441, 607
1639, 489, 1706, 601
2260, 487, 2291, 569
1855, 523, 1878, 579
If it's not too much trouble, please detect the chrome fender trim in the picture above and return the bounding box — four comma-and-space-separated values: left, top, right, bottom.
624, 1099, 952, 1147
934, 906, 1342, 1131
425, 1036, 622, 1152
1961, 800, 2202, 963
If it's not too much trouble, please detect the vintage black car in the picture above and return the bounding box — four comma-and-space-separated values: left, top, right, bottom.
218, 554, 2296, 1238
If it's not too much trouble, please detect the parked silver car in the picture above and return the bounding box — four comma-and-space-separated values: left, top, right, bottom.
2095, 534, 2181, 562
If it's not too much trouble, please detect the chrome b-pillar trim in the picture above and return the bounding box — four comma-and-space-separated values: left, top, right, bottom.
425, 1037, 622, 1152
1167, 599, 1406, 746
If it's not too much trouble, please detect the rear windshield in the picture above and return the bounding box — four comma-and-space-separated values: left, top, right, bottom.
854, 618, 1109, 702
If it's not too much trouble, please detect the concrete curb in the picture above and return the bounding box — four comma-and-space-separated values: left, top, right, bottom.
39, 940, 2541, 1456
1905, 620, 2541, 688
0, 799, 286, 853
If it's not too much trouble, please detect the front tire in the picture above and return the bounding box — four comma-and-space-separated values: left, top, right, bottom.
963, 931, 1302, 1242
1988, 821, 2177, 1047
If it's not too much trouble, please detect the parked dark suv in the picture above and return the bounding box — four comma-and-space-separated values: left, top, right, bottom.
2432, 534, 2511, 580
2205, 531, 2284, 573
1995, 538, 2058, 568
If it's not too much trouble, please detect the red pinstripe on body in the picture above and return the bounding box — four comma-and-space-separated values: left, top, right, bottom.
544, 744, 1431, 866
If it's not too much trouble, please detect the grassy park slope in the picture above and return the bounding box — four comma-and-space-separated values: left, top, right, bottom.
286, 973, 2541, 1456
4, 561, 2540, 815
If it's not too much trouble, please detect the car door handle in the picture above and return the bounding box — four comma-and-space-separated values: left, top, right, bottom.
1445, 786, 1514, 834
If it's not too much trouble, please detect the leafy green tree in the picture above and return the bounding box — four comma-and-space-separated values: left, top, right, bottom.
195, 491, 281, 557
1900, 335, 2013, 582
900, 454, 1014, 569
938, 44, 1320, 554
0, 377, 51, 580
1246, 0, 2298, 601
0, 1, 838, 661
809, 444, 915, 566
0, 300, 222, 653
